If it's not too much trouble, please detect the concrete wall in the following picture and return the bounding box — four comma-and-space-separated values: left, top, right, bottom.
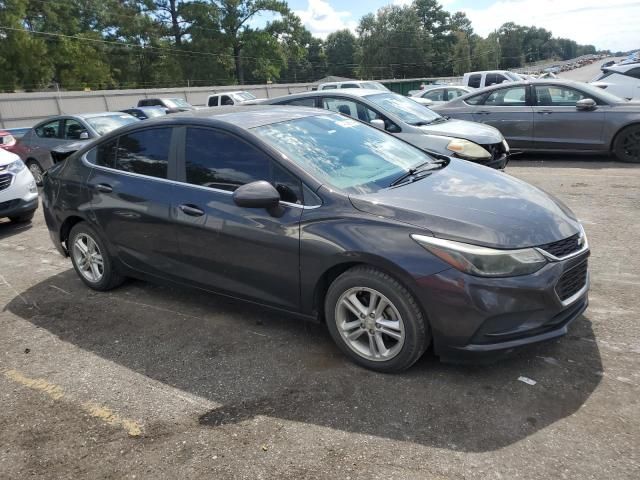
0, 77, 461, 129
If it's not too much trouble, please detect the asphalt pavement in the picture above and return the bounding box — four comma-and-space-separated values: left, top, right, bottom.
558, 57, 623, 83
1, 157, 639, 479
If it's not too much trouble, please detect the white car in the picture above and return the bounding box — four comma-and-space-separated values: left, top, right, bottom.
408, 85, 473, 106
462, 70, 522, 89
207, 91, 257, 107
315, 81, 389, 91
591, 63, 640, 100
0, 149, 38, 223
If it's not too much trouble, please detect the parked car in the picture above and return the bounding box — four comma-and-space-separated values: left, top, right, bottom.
5, 127, 31, 139
0, 130, 18, 153
260, 89, 509, 169
408, 86, 473, 106
432, 80, 640, 162
207, 91, 257, 107
137, 97, 195, 113
462, 70, 521, 89
120, 107, 167, 120
0, 148, 38, 223
316, 80, 389, 91
16, 112, 139, 184
591, 62, 640, 100
41, 106, 589, 372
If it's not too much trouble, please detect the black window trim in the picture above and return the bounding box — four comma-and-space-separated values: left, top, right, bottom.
35, 118, 63, 139
82, 125, 179, 183
532, 83, 608, 106
174, 125, 315, 209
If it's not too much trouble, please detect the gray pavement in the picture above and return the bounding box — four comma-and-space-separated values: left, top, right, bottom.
558, 57, 622, 82
1, 157, 639, 479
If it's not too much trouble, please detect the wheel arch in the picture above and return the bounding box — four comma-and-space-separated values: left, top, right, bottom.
610, 122, 640, 151
59, 215, 87, 253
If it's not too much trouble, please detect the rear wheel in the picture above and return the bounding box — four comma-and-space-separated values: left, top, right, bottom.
325, 266, 430, 373
26, 160, 44, 185
9, 211, 35, 223
613, 125, 640, 163
69, 222, 125, 291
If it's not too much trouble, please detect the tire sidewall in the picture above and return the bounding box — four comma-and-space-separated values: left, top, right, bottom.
325, 267, 429, 372
68, 222, 120, 291
614, 125, 640, 163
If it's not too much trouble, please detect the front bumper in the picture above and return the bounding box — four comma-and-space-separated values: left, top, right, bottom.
0, 168, 38, 218
415, 250, 589, 363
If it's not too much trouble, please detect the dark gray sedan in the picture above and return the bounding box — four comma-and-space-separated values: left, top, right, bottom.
432, 80, 640, 162
16, 112, 139, 183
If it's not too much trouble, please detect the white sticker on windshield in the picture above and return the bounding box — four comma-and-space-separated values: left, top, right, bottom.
335, 119, 358, 128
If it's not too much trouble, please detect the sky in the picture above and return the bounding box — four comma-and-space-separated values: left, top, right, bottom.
286, 0, 639, 52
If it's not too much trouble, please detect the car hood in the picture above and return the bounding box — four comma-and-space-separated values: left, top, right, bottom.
349, 159, 581, 249
418, 118, 503, 144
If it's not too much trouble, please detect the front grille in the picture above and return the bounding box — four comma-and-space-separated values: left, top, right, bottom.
0, 173, 12, 191
556, 260, 588, 301
0, 199, 20, 211
539, 233, 581, 258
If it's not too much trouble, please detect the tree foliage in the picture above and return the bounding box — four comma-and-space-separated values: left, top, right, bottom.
0, 0, 600, 91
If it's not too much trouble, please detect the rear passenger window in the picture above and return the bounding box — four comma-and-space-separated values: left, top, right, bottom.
625, 68, 640, 79
282, 98, 316, 107
35, 120, 61, 139
468, 74, 481, 88
322, 98, 359, 118
208, 96, 219, 107
115, 128, 172, 179
86, 138, 118, 168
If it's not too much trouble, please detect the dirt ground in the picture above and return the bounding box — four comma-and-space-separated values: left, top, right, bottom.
1, 157, 638, 479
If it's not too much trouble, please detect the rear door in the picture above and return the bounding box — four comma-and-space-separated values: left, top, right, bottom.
471, 85, 534, 148
532, 84, 605, 151
86, 126, 182, 278
170, 126, 303, 310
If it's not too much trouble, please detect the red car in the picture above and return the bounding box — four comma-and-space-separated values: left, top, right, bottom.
0, 130, 18, 153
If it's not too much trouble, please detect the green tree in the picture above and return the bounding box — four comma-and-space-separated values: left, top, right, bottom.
452, 31, 470, 75
325, 29, 356, 78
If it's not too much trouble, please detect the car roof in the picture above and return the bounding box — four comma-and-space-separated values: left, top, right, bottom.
464, 78, 590, 94
209, 91, 247, 96
169, 105, 328, 129
268, 89, 387, 102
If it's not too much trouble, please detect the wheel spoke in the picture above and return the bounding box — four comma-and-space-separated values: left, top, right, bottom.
379, 327, 402, 341
374, 332, 389, 357
340, 319, 362, 332
90, 262, 101, 281
368, 333, 379, 358
373, 296, 389, 318
75, 239, 89, 255
342, 294, 368, 318
347, 328, 366, 341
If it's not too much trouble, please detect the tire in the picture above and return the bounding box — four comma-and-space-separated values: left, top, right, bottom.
68, 222, 125, 291
613, 125, 640, 163
324, 266, 430, 373
9, 211, 35, 223
26, 160, 44, 185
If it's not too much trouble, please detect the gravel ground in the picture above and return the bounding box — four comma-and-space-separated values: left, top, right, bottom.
1, 157, 639, 479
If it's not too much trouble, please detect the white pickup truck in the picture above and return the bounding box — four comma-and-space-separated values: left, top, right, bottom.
462, 70, 522, 89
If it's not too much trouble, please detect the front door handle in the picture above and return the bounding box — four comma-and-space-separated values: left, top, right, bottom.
537, 110, 553, 115
476, 110, 491, 115
179, 204, 205, 217
96, 183, 113, 193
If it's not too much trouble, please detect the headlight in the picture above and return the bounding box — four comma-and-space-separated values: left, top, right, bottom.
29, 179, 37, 193
446, 139, 491, 160
411, 234, 547, 277
7, 159, 26, 174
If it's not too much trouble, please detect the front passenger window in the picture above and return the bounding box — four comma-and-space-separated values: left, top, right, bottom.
484, 87, 526, 106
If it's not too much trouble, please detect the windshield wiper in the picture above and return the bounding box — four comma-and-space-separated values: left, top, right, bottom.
389, 160, 447, 187
411, 117, 447, 126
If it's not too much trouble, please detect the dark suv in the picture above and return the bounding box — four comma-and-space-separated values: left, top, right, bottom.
42, 106, 589, 372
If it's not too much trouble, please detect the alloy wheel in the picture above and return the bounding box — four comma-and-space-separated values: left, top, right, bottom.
72, 233, 104, 283
621, 129, 640, 162
335, 287, 405, 362
28, 162, 43, 184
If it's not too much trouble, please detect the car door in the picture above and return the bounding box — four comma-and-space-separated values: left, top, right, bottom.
85, 126, 183, 279
170, 126, 303, 310
62, 118, 91, 141
532, 84, 606, 151
471, 85, 534, 148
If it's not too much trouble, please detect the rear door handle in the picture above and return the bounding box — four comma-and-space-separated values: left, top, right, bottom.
476, 110, 491, 115
96, 183, 113, 193
179, 204, 205, 217
537, 110, 553, 115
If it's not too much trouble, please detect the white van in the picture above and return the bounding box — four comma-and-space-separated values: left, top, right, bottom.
462, 70, 522, 89
207, 91, 257, 107
315, 81, 389, 91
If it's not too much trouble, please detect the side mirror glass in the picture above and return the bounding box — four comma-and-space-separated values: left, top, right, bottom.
370, 119, 386, 130
576, 98, 596, 111
79, 131, 89, 139
232, 180, 281, 209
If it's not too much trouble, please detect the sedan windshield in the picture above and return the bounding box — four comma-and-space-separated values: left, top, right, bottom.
576, 82, 627, 103
365, 93, 442, 125
85, 114, 139, 136
253, 114, 435, 194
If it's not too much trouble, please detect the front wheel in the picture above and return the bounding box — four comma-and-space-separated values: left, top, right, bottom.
325, 266, 430, 373
613, 125, 640, 163
69, 222, 125, 291
26, 160, 44, 185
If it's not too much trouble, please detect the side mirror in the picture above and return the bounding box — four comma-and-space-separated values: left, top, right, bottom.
79, 131, 89, 139
370, 119, 386, 130
232, 180, 281, 209
576, 98, 597, 111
